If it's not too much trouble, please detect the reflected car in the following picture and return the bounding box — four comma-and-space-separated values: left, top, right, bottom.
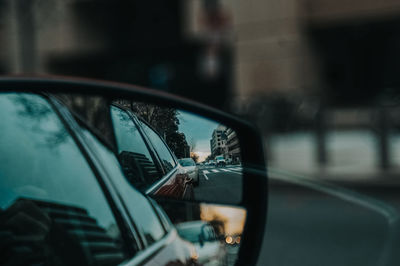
110, 103, 194, 200
177, 221, 227, 266
0, 93, 198, 266
215, 155, 226, 167
178, 158, 200, 186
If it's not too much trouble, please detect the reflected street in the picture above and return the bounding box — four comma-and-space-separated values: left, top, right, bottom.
194, 165, 242, 203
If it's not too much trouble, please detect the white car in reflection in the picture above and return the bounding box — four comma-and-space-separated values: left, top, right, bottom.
178, 158, 199, 186
176, 220, 227, 266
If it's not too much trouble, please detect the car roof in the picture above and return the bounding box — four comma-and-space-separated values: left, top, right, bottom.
176, 220, 208, 229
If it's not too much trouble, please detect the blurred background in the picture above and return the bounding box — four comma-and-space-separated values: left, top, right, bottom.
3, 1, 400, 265
3, 0, 400, 181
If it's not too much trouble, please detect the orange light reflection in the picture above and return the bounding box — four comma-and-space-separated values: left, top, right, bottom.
200, 204, 246, 235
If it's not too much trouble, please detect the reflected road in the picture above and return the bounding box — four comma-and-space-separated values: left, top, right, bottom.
194, 165, 242, 203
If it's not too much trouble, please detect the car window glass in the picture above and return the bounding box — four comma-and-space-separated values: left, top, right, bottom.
110, 105, 161, 188
139, 121, 177, 173
0, 93, 127, 265
79, 125, 166, 246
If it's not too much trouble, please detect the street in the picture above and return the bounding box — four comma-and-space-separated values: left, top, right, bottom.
256, 172, 400, 266
193, 165, 243, 204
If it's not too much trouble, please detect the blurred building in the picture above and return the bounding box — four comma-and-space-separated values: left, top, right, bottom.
187, 0, 400, 106
0, 0, 232, 108
3, 0, 400, 107
210, 124, 227, 156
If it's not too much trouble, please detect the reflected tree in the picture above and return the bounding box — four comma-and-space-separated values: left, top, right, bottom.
10, 95, 69, 147
117, 100, 191, 158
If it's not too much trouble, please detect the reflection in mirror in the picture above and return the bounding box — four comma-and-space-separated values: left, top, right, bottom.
111, 100, 243, 204
4, 92, 244, 205
1, 91, 247, 266
159, 200, 246, 266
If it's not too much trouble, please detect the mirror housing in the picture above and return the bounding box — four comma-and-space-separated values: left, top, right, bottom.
0, 75, 268, 266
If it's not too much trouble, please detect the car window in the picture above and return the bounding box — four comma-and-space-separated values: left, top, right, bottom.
78, 124, 166, 247
0, 93, 127, 265
138, 120, 177, 173
110, 105, 162, 188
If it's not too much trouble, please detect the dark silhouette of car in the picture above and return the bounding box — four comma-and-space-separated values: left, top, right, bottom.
178, 158, 200, 186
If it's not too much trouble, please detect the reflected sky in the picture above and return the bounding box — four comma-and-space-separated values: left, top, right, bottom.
178, 110, 220, 161
0, 93, 118, 231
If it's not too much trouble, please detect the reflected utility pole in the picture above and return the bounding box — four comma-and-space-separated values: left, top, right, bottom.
377, 106, 390, 170
315, 105, 327, 166
10, 0, 37, 72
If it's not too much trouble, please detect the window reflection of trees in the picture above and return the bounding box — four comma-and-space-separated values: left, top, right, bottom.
56, 94, 113, 144
114, 100, 191, 159
111, 106, 161, 188
9, 94, 69, 148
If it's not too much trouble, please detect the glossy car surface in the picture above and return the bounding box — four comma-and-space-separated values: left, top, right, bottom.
0, 92, 198, 265
110, 104, 194, 200
177, 221, 227, 266
178, 158, 200, 186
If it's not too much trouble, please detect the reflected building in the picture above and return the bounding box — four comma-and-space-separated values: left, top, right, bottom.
210, 125, 227, 157
186, 0, 400, 111
210, 125, 241, 163
225, 127, 241, 164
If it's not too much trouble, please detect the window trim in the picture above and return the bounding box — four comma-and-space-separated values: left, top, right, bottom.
51, 94, 117, 151
134, 116, 178, 173
77, 115, 169, 249
121, 229, 179, 266
112, 103, 180, 193
148, 198, 173, 233
48, 95, 143, 255
144, 167, 179, 195
110, 103, 166, 179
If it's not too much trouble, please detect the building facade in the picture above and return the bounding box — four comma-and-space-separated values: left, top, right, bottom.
225, 127, 241, 163
210, 125, 227, 157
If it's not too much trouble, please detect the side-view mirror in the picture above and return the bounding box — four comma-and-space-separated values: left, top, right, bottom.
0, 76, 268, 266
110, 100, 245, 204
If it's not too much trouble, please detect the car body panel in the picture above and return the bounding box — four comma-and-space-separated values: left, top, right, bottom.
178, 158, 199, 186
110, 103, 194, 201
176, 221, 227, 266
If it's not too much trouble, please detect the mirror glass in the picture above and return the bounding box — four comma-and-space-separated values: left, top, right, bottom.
0, 91, 246, 266
0, 91, 243, 205
111, 100, 243, 204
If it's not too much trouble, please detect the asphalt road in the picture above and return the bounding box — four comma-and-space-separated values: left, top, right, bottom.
193, 165, 243, 204
257, 175, 400, 266
257, 131, 400, 266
